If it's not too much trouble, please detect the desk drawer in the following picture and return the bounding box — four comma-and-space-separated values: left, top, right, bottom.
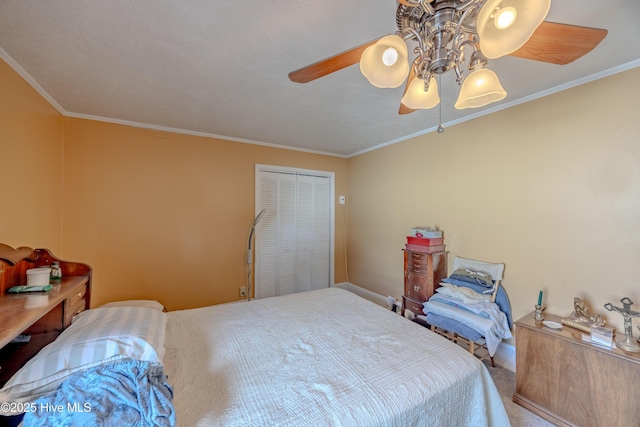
68, 285, 87, 307
407, 252, 429, 274
406, 272, 428, 300
402, 297, 424, 317
64, 285, 87, 326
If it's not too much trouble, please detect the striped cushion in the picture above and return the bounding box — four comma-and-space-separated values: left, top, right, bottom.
0, 306, 166, 405
99, 299, 165, 311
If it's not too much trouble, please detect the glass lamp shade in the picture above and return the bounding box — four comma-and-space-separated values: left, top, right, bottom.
477, 0, 551, 59
400, 77, 440, 109
360, 35, 409, 88
455, 68, 506, 109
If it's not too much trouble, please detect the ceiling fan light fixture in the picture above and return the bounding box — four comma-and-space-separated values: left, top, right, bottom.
494, 7, 517, 30
455, 68, 506, 110
382, 47, 399, 66
360, 35, 409, 88
477, 0, 551, 59
401, 76, 440, 109
290, 0, 607, 123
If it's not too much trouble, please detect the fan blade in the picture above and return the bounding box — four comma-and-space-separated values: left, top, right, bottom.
399, 65, 416, 115
288, 38, 380, 83
510, 22, 607, 65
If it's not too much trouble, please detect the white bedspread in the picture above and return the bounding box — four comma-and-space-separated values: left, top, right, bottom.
164, 287, 510, 427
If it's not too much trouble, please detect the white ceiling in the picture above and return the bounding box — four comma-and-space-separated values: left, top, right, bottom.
0, 0, 638, 157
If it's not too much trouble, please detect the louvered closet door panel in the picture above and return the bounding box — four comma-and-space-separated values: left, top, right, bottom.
311, 176, 330, 291
277, 173, 297, 296
256, 172, 278, 299
278, 253, 296, 296
296, 177, 314, 293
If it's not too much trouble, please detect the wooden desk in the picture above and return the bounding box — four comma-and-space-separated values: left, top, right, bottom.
513, 312, 640, 427
0, 276, 89, 347
0, 244, 91, 386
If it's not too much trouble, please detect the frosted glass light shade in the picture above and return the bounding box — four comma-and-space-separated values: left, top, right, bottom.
360, 35, 409, 88
494, 7, 517, 29
477, 0, 551, 59
455, 68, 506, 109
401, 77, 440, 109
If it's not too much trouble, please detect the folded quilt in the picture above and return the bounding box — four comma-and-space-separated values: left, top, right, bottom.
423, 313, 484, 342
494, 285, 513, 329
23, 358, 174, 427
442, 277, 495, 294
440, 280, 513, 329
429, 294, 511, 338
423, 298, 512, 356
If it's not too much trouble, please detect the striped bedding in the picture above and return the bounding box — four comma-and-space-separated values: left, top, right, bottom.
0, 306, 166, 405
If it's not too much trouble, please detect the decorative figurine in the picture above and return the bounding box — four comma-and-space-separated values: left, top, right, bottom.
571, 297, 606, 327
604, 297, 640, 352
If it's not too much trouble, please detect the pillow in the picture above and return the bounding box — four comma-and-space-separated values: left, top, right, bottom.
436, 283, 492, 303
100, 300, 165, 311
0, 306, 166, 406
449, 268, 494, 288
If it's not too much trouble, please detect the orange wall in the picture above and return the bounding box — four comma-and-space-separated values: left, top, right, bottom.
0, 59, 64, 252
62, 118, 348, 310
0, 55, 347, 311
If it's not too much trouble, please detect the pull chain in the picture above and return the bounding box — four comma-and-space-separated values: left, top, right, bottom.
437, 74, 444, 133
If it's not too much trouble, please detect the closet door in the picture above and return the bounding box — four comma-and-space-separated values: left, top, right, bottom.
296, 174, 330, 293
255, 169, 331, 299
277, 173, 297, 296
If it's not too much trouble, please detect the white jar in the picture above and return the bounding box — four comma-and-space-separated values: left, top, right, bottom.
26, 268, 51, 286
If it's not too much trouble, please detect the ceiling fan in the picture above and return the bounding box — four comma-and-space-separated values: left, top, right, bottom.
288, 0, 607, 116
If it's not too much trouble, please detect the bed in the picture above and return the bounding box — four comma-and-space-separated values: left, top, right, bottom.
1, 288, 510, 426
164, 288, 510, 426
0, 248, 510, 426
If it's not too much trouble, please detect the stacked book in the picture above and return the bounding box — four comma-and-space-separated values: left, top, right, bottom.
406, 227, 445, 253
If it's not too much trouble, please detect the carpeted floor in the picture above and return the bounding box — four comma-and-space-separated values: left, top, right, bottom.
484, 361, 555, 427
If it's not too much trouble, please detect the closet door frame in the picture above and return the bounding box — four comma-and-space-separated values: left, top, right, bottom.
254, 164, 335, 297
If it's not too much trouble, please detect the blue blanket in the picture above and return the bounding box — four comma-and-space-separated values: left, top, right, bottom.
23, 358, 174, 427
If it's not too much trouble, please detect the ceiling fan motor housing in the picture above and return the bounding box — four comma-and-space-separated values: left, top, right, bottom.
425, 6, 458, 74
397, 1, 465, 76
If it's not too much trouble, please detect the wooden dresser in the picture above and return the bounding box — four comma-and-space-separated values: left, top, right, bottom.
513, 311, 640, 427
401, 250, 447, 317
0, 244, 92, 386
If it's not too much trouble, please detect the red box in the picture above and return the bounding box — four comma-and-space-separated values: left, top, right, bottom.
406, 236, 444, 246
